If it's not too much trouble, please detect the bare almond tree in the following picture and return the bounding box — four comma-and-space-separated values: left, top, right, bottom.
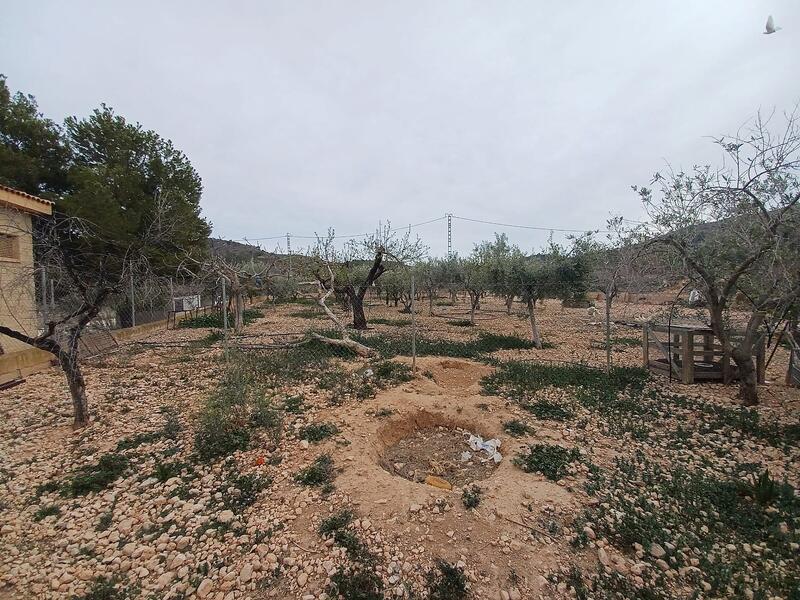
194, 250, 273, 334
635, 108, 800, 405
591, 217, 667, 372
309, 223, 426, 330
0, 200, 191, 426
304, 262, 375, 357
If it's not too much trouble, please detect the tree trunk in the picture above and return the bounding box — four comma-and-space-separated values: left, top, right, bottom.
233, 292, 245, 333
352, 293, 368, 329
527, 298, 542, 349
58, 352, 90, 427
731, 346, 759, 406
469, 292, 479, 324
428, 290, 434, 316
506, 295, 513, 315
788, 325, 798, 386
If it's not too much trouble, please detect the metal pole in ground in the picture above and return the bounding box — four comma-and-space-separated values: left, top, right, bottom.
411, 273, 416, 372
286, 233, 292, 279
221, 277, 228, 332
167, 277, 174, 329
130, 266, 136, 327
221, 277, 229, 361
40, 269, 48, 325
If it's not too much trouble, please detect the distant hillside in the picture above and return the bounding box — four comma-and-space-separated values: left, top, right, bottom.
209, 238, 311, 275
209, 238, 283, 262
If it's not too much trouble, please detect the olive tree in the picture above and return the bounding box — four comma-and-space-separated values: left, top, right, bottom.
413, 258, 443, 316
510, 238, 593, 348
635, 109, 800, 405
474, 233, 523, 314
590, 218, 664, 371
460, 254, 490, 325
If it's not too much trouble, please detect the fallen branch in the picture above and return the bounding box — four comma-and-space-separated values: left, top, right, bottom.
311, 333, 375, 358
291, 539, 321, 554
502, 515, 553, 538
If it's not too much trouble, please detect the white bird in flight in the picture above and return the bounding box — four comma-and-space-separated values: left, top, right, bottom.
764, 15, 782, 34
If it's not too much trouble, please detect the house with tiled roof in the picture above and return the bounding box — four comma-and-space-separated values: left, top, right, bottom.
0, 185, 54, 356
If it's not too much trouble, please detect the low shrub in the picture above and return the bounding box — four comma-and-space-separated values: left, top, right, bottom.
283, 395, 306, 414
115, 430, 161, 451
219, 469, 271, 511
426, 560, 468, 600
503, 419, 533, 437
33, 503, 60, 521
319, 509, 355, 535
179, 309, 263, 329
194, 406, 250, 462
483, 361, 648, 399
513, 444, 580, 481
521, 399, 573, 421
63, 454, 130, 497
33, 480, 59, 498
295, 454, 335, 487
96, 510, 113, 532
194, 363, 274, 461
299, 422, 339, 443
371, 360, 413, 387
742, 469, 783, 506
153, 461, 188, 483
73, 577, 137, 600
328, 567, 383, 600
250, 397, 283, 439
359, 332, 539, 359
448, 319, 474, 327
462, 484, 482, 509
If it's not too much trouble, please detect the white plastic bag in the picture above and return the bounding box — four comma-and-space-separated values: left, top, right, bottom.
466, 434, 502, 463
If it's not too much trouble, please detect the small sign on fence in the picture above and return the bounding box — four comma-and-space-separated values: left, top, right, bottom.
173, 295, 201, 312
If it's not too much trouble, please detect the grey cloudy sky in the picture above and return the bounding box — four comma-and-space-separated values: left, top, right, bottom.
2, 1, 798, 256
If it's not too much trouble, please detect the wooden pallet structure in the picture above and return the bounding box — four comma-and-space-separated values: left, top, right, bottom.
642, 323, 765, 384
79, 329, 119, 358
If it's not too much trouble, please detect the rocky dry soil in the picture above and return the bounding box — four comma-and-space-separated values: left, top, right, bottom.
0, 296, 798, 600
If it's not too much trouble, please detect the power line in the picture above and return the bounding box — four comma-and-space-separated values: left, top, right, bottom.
232, 215, 448, 243
229, 213, 641, 245
450, 214, 594, 234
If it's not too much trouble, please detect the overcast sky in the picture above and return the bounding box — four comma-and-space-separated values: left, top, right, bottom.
2, 2, 798, 256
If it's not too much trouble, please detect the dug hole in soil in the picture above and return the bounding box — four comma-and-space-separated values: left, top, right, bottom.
377, 410, 501, 488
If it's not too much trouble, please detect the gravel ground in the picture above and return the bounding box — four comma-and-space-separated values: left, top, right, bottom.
0, 296, 797, 599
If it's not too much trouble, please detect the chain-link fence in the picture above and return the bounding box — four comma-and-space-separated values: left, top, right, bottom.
24, 270, 219, 358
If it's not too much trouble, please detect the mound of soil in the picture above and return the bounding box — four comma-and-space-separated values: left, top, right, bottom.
380, 426, 499, 487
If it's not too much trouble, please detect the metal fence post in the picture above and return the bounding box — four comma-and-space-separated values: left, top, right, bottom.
221, 277, 230, 361
40, 269, 48, 325
221, 277, 228, 332
130, 268, 136, 327
411, 273, 416, 372
165, 276, 174, 329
